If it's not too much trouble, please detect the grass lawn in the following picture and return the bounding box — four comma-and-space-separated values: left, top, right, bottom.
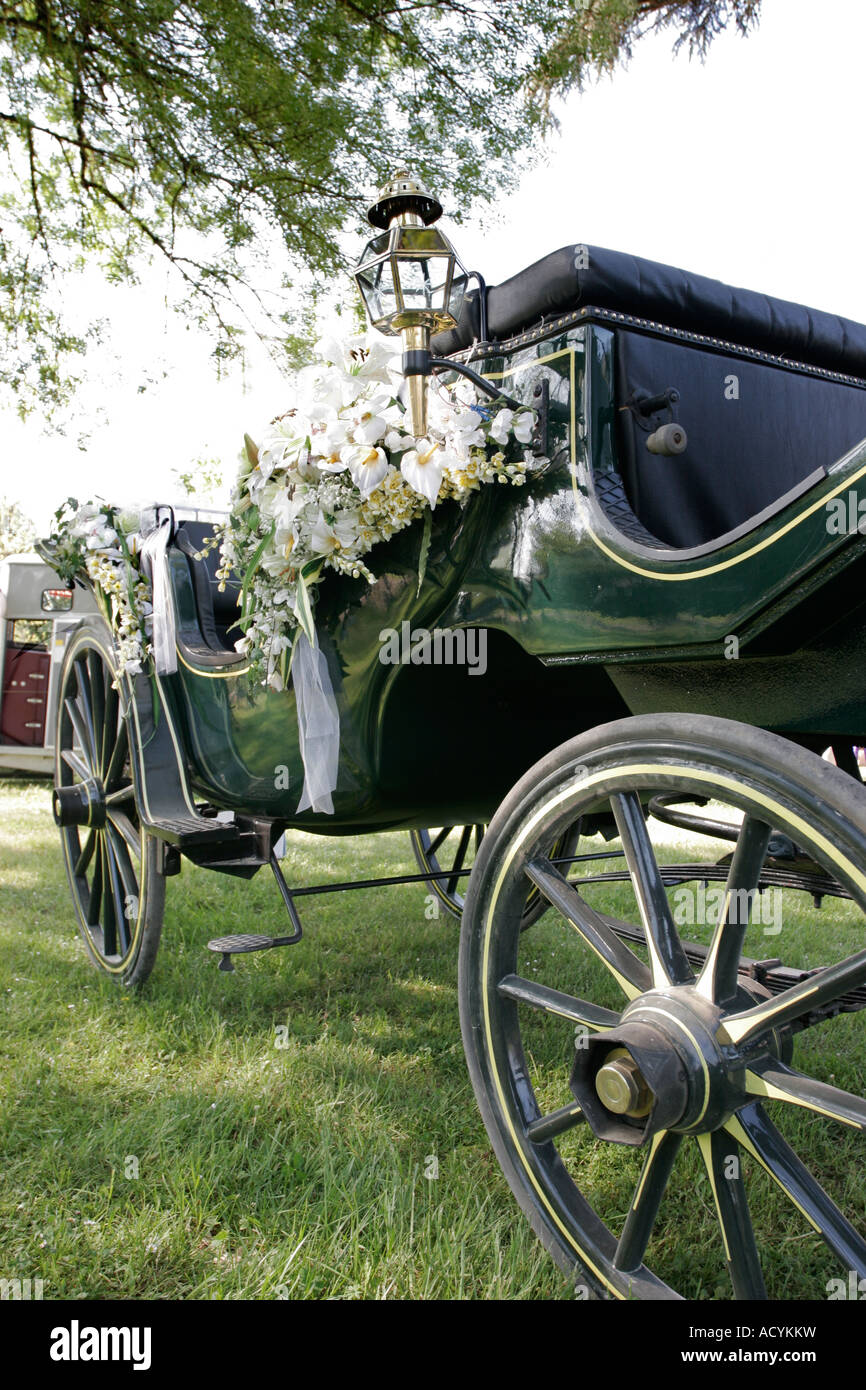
1, 775, 864, 1300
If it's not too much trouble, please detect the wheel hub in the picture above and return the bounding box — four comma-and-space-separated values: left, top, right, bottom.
572, 986, 750, 1146
53, 777, 106, 829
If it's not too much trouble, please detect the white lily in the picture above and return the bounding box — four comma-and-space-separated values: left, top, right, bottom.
447, 405, 486, 458
489, 408, 516, 446
384, 428, 413, 453
309, 510, 359, 556
401, 438, 445, 508
314, 415, 352, 473
513, 410, 535, 445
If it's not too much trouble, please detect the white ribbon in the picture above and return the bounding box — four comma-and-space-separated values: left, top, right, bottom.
293, 630, 340, 815
139, 514, 177, 675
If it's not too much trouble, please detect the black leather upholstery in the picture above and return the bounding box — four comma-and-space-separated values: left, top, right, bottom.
174, 522, 241, 652
433, 244, 866, 379
614, 330, 866, 547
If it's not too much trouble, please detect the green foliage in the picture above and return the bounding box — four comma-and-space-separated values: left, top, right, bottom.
0, 0, 762, 415
528, 0, 761, 114
172, 457, 226, 503
0, 496, 36, 558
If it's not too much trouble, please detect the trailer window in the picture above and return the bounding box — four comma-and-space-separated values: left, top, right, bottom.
41, 588, 73, 612
6, 619, 52, 651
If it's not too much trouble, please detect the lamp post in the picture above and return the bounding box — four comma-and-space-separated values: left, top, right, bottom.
353, 167, 535, 445
353, 170, 470, 438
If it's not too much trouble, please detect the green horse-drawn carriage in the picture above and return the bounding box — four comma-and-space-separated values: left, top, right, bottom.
48, 178, 866, 1299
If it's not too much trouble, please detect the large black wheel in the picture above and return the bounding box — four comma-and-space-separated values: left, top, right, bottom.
459, 714, 866, 1299
411, 822, 580, 925
53, 622, 165, 986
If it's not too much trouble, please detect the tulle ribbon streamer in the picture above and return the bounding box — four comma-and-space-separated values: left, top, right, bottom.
139, 515, 177, 676
292, 630, 340, 815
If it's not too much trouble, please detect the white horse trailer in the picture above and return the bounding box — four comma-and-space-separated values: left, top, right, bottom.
0, 552, 98, 775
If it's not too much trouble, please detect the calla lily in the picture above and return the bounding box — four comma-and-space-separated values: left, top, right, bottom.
401, 438, 445, 508
343, 444, 390, 498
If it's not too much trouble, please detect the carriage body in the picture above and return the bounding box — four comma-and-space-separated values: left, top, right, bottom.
153, 247, 866, 837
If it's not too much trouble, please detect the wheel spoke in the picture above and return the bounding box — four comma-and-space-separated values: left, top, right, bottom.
87, 836, 104, 928
745, 1058, 866, 1131
697, 1131, 766, 1299
106, 824, 137, 952
100, 678, 119, 778
525, 857, 651, 1000
102, 716, 129, 792
611, 791, 692, 987
447, 824, 473, 896
107, 808, 141, 863
100, 834, 121, 956
61, 747, 91, 782
104, 783, 135, 806
726, 1103, 866, 1276
72, 658, 98, 767
497, 973, 618, 1029
86, 650, 107, 776
526, 1101, 585, 1144
722, 949, 866, 1046
73, 829, 97, 878
614, 1131, 682, 1272
427, 826, 452, 857
697, 815, 773, 1005
64, 698, 94, 773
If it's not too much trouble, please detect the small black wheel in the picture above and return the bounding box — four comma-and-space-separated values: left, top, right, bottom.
410, 822, 580, 924
459, 714, 866, 1299
54, 621, 165, 986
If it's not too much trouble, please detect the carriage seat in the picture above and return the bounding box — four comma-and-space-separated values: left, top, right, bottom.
174, 521, 242, 653
434, 245, 866, 549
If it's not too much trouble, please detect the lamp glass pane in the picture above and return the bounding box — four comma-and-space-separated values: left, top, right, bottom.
447, 269, 469, 324
395, 255, 449, 315
356, 255, 400, 324
394, 226, 451, 255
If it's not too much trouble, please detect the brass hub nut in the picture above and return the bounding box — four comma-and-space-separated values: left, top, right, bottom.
595, 1047, 653, 1117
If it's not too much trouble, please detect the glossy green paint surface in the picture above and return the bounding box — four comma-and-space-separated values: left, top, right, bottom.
162, 320, 866, 831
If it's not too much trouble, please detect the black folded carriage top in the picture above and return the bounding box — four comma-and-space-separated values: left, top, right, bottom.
433, 243, 866, 378
434, 245, 866, 549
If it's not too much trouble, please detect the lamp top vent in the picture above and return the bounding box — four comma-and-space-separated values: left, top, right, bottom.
367, 169, 443, 230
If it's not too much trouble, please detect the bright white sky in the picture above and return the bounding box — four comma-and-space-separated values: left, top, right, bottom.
4, 0, 865, 534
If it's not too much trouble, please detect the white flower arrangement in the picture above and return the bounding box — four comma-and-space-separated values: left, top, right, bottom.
39, 334, 542, 698
219, 331, 541, 688
40, 500, 153, 679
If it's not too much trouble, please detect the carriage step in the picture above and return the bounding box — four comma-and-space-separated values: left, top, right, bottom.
207, 931, 301, 972
144, 815, 241, 848
208, 850, 303, 970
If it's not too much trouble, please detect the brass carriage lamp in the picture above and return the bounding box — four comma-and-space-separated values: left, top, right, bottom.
353, 169, 470, 437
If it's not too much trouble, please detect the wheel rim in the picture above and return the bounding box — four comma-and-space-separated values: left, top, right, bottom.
56, 634, 148, 974
461, 723, 866, 1299
411, 823, 580, 922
